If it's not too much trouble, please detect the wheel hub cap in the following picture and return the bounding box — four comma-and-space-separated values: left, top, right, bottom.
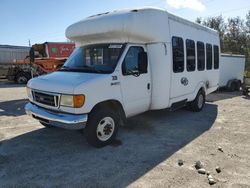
198, 94, 204, 109
96, 117, 115, 141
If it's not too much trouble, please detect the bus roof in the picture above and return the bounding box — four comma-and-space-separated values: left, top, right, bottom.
66, 7, 218, 45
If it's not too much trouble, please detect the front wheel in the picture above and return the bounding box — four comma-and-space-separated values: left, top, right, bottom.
189, 90, 206, 112
85, 107, 119, 148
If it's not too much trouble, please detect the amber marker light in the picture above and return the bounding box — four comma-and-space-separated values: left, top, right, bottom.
73, 95, 85, 108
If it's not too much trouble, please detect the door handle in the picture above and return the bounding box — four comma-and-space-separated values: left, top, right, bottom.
147, 83, 150, 90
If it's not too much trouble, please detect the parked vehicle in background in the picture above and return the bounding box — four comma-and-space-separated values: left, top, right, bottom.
28, 42, 75, 77
242, 73, 250, 95
0, 45, 30, 80
1, 42, 75, 84
219, 53, 245, 91
25, 8, 220, 147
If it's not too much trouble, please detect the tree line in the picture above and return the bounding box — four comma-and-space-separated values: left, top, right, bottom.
196, 11, 250, 73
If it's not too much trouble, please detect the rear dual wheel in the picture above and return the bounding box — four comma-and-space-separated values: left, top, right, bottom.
189, 90, 206, 112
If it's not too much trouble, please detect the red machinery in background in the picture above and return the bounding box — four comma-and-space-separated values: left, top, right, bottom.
8, 42, 75, 84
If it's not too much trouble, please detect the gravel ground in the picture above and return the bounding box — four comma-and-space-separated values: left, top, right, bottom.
0, 79, 250, 188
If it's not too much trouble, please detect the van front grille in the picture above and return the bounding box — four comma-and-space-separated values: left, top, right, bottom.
32, 91, 59, 107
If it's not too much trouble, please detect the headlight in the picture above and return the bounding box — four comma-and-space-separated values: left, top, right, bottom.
60, 95, 85, 108
26, 87, 32, 100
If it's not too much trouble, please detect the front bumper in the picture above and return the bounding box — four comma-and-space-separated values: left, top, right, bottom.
25, 103, 88, 130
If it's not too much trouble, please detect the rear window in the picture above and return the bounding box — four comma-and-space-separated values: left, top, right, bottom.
214, 45, 219, 69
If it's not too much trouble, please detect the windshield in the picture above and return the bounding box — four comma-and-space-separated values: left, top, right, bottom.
60, 44, 125, 74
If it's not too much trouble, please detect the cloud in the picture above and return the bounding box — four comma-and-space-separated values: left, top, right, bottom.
167, 0, 206, 12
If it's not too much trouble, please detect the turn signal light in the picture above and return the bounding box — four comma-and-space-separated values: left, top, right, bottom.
73, 95, 85, 108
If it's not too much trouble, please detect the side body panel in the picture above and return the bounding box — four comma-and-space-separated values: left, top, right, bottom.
168, 16, 220, 105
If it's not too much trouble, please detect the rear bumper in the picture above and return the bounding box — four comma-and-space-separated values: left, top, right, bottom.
25, 103, 87, 130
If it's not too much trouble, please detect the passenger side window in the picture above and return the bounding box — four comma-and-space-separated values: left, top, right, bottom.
186, 39, 196, 72
206, 44, 212, 70
172, 37, 184, 73
197, 42, 205, 71
214, 45, 219, 69
122, 46, 144, 75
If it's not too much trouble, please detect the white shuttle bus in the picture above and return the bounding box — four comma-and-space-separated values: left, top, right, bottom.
25, 8, 220, 147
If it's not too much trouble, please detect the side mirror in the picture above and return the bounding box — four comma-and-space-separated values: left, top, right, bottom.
29, 47, 35, 63
138, 51, 148, 74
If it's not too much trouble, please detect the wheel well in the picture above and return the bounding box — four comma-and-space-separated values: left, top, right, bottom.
198, 87, 206, 96
90, 100, 126, 126
227, 79, 240, 87
199, 87, 205, 93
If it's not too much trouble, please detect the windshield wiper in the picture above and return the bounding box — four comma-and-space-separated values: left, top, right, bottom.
59, 65, 103, 73
62, 65, 69, 69
60, 65, 72, 70
81, 65, 103, 73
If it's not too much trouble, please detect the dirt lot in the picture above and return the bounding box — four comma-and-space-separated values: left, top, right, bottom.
0, 79, 250, 188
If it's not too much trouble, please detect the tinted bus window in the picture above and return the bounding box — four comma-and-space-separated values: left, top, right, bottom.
172, 37, 184, 73
186, 39, 196, 72
122, 46, 145, 75
214, 45, 219, 69
206, 44, 212, 70
197, 42, 205, 71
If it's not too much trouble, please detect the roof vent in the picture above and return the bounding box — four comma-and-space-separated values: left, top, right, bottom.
88, 12, 110, 18
131, 9, 138, 12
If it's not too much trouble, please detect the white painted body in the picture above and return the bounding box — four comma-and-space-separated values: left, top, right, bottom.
27, 8, 220, 118
219, 53, 245, 87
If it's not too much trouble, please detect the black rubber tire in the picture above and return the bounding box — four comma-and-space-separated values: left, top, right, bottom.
190, 90, 206, 112
24, 72, 32, 80
40, 121, 53, 128
85, 107, 119, 148
15, 72, 29, 84
229, 82, 237, 91
235, 82, 241, 91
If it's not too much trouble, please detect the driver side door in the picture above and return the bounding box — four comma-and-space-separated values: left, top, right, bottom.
120, 45, 151, 117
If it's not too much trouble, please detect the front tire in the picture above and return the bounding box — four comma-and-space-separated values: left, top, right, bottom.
189, 90, 206, 112
85, 107, 119, 148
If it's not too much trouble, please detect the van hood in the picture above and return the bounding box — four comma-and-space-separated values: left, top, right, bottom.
27, 71, 105, 94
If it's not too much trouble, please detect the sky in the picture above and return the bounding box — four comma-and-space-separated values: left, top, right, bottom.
0, 0, 250, 46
